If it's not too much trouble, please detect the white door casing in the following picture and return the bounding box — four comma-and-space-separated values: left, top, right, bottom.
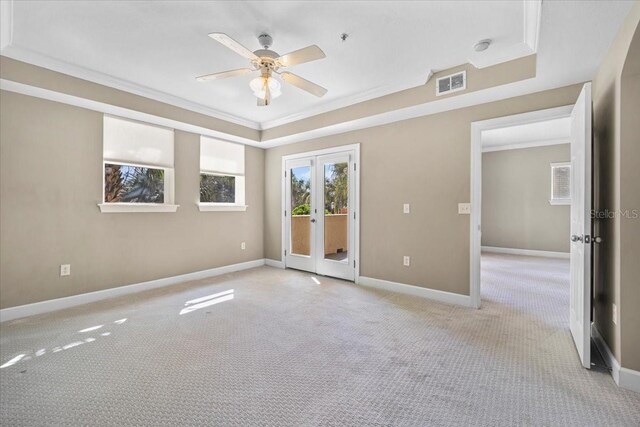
282, 144, 360, 282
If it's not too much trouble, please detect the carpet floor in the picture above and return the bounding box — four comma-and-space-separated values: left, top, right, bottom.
1, 254, 639, 426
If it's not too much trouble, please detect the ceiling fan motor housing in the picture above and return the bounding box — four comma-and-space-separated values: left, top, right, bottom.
258, 33, 273, 49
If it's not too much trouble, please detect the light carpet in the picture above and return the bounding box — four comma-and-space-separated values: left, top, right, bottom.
1, 254, 639, 426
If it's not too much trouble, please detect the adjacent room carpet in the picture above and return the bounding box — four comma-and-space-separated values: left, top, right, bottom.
1, 254, 639, 426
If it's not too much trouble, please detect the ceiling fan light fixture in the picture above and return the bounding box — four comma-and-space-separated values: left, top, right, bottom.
250, 76, 282, 99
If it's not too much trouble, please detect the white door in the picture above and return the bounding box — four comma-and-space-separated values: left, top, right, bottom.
284, 150, 356, 281
285, 158, 316, 273
315, 153, 355, 281
569, 82, 592, 369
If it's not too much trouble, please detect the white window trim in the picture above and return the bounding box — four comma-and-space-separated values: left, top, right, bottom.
197, 203, 247, 212
98, 160, 179, 213
549, 161, 571, 206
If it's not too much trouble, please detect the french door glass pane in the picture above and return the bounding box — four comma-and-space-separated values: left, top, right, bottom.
323, 162, 349, 263
290, 166, 311, 256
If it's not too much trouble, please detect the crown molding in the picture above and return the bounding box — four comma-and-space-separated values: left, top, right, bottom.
259, 77, 426, 130
0, 43, 261, 130
259, 78, 587, 148
0, 0, 12, 50
482, 137, 572, 153
467, 0, 540, 69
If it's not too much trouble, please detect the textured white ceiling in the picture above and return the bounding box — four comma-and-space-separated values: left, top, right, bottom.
3, 0, 635, 128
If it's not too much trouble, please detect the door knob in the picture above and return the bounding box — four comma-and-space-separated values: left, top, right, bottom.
571, 234, 583, 242
310, 218, 316, 223
593, 236, 603, 243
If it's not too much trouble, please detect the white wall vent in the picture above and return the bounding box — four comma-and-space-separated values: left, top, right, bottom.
436, 70, 466, 96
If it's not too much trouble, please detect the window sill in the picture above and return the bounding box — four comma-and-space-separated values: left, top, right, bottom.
549, 199, 571, 206
197, 203, 248, 212
98, 203, 180, 213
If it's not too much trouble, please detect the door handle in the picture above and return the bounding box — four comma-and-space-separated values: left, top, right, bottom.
310, 218, 316, 223
571, 234, 583, 243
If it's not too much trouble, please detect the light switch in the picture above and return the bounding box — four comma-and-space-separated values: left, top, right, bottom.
241, 242, 246, 250
403, 204, 410, 214
403, 256, 411, 267
458, 203, 471, 214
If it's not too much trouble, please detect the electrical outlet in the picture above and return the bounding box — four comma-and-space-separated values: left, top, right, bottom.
60, 264, 71, 276
612, 303, 618, 325
403, 256, 410, 267
403, 204, 410, 214
241, 242, 246, 250
458, 203, 471, 214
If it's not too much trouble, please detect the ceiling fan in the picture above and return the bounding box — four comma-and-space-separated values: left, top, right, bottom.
197, 33, 328, 106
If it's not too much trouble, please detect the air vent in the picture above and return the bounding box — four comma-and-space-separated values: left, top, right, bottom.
436, 70, 466, 96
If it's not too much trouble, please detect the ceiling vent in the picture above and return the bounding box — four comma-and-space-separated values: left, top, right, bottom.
436, 70, 466, 96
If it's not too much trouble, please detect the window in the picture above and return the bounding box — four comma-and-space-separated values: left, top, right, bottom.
99, 115, 178, 213
550, 162, 571, 205
199, 136, 246, 211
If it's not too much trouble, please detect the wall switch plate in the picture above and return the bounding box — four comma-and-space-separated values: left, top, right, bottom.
613, 303, 618, 325
241, 242, 246, 250
60, 264, 71, 276
403, 256, 411, 267
458, 203, 471, 214
403, 204, 410, 214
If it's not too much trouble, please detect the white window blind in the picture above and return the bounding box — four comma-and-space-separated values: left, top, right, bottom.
200, 137, 244, 175
103, 115, 174, 167
550, 162, 571, 205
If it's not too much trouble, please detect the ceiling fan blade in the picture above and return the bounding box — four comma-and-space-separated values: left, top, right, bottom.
280, 72, 327, 97
196, 68, 254, 82
276, 45, 326, 67
208, 33, 259, 61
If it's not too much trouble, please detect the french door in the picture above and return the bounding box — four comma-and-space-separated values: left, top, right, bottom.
284, 148, 357, 281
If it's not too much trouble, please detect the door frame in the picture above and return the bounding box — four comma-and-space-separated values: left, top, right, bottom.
281, 143, 361, 283
469, 105, 574, 308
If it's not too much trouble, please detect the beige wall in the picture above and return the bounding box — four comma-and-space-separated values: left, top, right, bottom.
0, 91, 264, 309
481, 145, 571, 253
262, 55, 536, 141
0, 57, 260, 142
265, 84, 583, 295
592, 1, 640, 371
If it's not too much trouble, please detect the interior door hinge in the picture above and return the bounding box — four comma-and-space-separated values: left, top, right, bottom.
354, 163, 357, 171
284, 210, 287, 217
354, 260, 356, 268
284, 170, 287, 177
353, 211, 356, 220
284, 249, 287, 256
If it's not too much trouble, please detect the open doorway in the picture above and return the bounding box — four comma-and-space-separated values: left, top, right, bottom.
480, 116, 572, 328
470, 84, 594, 369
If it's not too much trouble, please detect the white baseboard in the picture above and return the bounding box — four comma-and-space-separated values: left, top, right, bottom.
0, 259, 266, 323
592, 324, 640, 394
482, 246, 570, 259
265, 259, 285, 269
358, 276, 472, 307
592, 324, 620, 383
